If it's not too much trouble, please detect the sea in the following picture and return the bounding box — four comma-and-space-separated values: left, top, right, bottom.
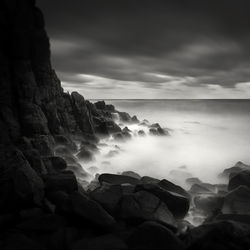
86, 99, 250, 188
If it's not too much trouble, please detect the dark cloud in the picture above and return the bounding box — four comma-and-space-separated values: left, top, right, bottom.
38, 0, 250, 98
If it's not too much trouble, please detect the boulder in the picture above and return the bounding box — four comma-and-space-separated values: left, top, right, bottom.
141, 176, 160, 184
80, 140, 99, 153
131, 115, 139, 123
159, 179, 190, 199
138, 130, 146, 136
127, 221, 184, 250
122, 126, 131, 133
222, 186, 250, 214
228, 170, 250, 191
189, 184, 214, 194
121, 171, 141, 179
186, 177, 202, 187
98, 173, 140, 185
118, 112, 131, 123
90, 184, 123, 214
135, 183, 189, 219
70, 192, 116, 229
219, 161, 250, 179
119, 190, 176, 226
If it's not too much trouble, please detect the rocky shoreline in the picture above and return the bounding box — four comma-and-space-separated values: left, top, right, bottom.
1, 1, 250, 249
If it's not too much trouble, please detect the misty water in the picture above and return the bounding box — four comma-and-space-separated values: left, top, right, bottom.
84, 100, 250, 188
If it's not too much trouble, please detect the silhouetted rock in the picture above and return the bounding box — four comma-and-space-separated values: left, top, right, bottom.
70, 192, 116, 229
127, 221, 184, 250
76, 148, 95, 162
222, 186, 250, 214
119, 190, 176, 226
219, 161, 250, 179
228, 170, 250, 191
99, 173, 140, 185
138, 130, 146, 136
189, 184, 214, 194
121, 171, 141, 179
43, 156, 67, 173
135, 183, 189, 219
131, 115, 140, 123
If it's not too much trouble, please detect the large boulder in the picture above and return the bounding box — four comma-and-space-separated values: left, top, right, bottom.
70, 192, 116, 229
135, 183, 189, 219
228, 170, 250, 191
119, 190, 176, 226
76, 148, 95, 162
222, 186, 250, 214
98, 173, 140, 185
127, 221, 184, 250
219, 161, 250, 179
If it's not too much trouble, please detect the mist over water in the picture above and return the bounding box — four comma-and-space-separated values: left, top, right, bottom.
87, 100, 250, 188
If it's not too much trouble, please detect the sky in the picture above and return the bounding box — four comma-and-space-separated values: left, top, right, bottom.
38, 0, 250, 99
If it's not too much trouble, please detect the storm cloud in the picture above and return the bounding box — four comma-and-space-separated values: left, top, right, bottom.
38, 0, 250, 98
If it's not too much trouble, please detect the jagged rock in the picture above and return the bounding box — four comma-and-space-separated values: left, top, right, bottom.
112, 131, 131, 141
213, 214, 250, 225
228, 170, 250, 191
135, 183, 189, 219
119, 190, 176, 226
95, 101, 106, 110
118, 112, 132, 123
31, 135, 54, 156
80, 140, 99, 153
99, 173, 140, 185
141, 176, 160, 184
122, 126, 131, 133
219, 161, 250, 179
131, 115, 140, 123
70, 192, 116, 229
53, 135, 77, 151
121, 171, 141, 179
76, 148, 95, 162
127, 221, 184, 250
222, 186, 250, 214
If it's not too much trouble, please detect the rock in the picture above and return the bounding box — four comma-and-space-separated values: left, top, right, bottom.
0, 146, 44, 211
122, 126, 131, 133
46, 191, 71, 213
90, 184, 123, 214
228, 170, 250, 191
131, 115, 139, 123
95, 101, 106, 110
42, 156, 67, 173
70, 192, 116, 229
118, 112, 131, 123
121, 171, 141, 179
80, 140, 99, 153
186, 177, 202, 187
149, 123, 168, 136
119, 190, 176, 226
187, 220, 250, 249
159, 179, 190, 199
43, 172, 78, 193
112, 131, 131, 141
194, 195, 224, 215
141, 176, 160, 184
189, 184, 214, 194
222, 186, 250, 214
214, 214, 250, 225
76, 148, 95, 162
138, 130, 146, 136
67, 163, 90, 179
135, 183, 189, 219
98, 173, 140, 185
71, 234, 127, 250
219, 161, 250, 179
54, 135, 77, 151
127, 221, 184, 250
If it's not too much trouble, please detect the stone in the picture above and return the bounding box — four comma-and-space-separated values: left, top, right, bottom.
121, 171, 141, 179
98, 173, 140, 185
76, 148, 95, 162
222, 186, 250, 214
42, 156, 67, 173
228, 170, 250, 191
219, 161, 250, 179
119, 190, 176, 226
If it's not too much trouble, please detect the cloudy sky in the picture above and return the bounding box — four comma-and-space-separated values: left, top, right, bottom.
38, 0, 250, 99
